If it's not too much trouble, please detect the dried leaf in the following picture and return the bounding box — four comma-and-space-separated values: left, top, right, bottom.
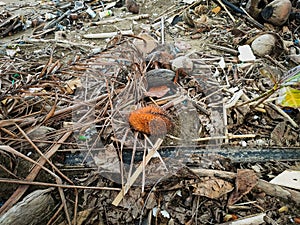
94, 144, 120, 175
278, 206, 289, 213
270, 121, 286, 146
133, 33, 158, 56
223, 214, 238, 222
227, 169, 258, 205
192, 177, 234, 199
144, 85, 170, 98
65, 77, 82, 94
74, 208, 94, 225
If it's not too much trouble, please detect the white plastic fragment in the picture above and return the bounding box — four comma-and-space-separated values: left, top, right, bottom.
152, 207, 170, 218
99, 10, 113, 19
176, 189, 182, 197
218, 57, 226, 69
238, 45, 256, 62
6, 49, 18, 57
45, 12, 57, 20
152, 207, 158, 217
86, 7, 96, 18
161, 210, 170, 218
225, 89, 243, 109
270, 170, 300, 190
240, 140, 247, 147
182, 0, 197, 4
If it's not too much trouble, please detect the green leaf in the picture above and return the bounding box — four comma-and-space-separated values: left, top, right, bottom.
78, 135, 87, 141
277, 86, 300, 108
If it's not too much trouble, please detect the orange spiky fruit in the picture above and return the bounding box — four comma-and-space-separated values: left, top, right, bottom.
128, 105, 173, 135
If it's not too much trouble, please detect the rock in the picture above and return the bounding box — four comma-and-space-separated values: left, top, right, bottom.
171, 56, 193, 73
126, 0, 139, 14
261, 0, 292, 26
251, 33, 277, 57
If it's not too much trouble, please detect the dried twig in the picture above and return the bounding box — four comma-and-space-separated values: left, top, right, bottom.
90, 14, 150, 25
207, 44, 239, 55
216, 0, 236, 22
112, 138, 164, 206
0, 178, 120, 191
268, 103, 299, 128
83, 30, 134, 39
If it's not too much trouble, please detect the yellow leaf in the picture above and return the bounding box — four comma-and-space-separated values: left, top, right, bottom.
277, 86, 300, 108
212, 6, 221, 14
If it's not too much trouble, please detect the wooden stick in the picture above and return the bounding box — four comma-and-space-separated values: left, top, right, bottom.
90, 14, 150, 25
112, 138, 163, 206
216, 0, 236, 22
268, 103, 299, 128
83, 30, 134, 39
207, 44, 239, 55
217, 213, 266, 225
161, 16, 165, 45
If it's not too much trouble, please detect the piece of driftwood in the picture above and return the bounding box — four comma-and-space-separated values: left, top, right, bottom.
257, 179, 300, 205
0, 188, 55, 225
